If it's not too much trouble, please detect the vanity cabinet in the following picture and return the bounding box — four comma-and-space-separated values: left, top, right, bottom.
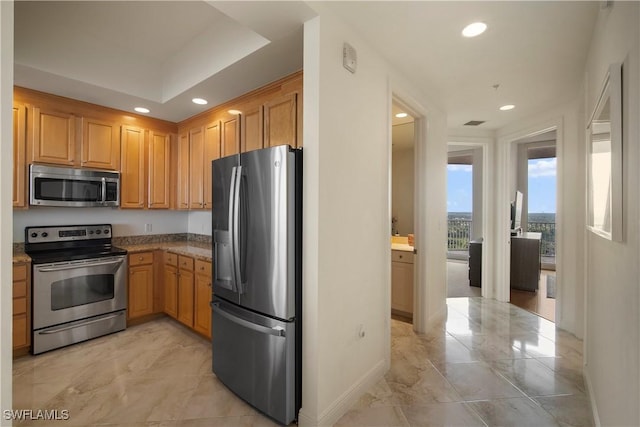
391, 250, 414, 317
128, 252, 154, 320
13, 263, 31, 353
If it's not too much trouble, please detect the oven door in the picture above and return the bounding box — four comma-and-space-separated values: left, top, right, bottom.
32, 255, 127, 330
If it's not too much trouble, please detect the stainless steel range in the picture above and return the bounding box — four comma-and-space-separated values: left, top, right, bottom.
25, 224, 128, 354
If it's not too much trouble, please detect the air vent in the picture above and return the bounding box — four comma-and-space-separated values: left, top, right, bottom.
464, 120, 486, 126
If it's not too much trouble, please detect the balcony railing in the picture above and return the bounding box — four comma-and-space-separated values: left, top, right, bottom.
447, 218, 472, 252
446, 218, 556, 258
527, 221, 556, 257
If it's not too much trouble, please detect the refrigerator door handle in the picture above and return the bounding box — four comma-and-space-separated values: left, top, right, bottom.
211, 301, 286, 337
228, 166, 239, 292
232, 165, 244, 294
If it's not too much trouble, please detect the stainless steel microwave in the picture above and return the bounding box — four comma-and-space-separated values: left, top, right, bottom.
29, 164, 120, 207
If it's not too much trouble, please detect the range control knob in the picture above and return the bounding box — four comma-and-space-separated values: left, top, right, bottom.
89, 230, 94, 235
30, 232, 38, 238
103, 229, 110, 234
96, 230, 102, 235
41, 232, 48, 238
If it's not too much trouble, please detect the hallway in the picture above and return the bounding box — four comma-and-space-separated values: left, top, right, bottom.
338, 297, 592, 426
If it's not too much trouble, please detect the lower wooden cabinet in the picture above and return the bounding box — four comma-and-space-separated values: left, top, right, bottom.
391, 250, 414, 317
194, 259, 212, 338
177, 255, 195, 327
128, 252, 154, 320
163, 252, 179, 319
13, 263, 30, 352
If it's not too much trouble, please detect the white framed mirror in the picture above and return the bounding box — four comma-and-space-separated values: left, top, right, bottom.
587, 63, 622, 241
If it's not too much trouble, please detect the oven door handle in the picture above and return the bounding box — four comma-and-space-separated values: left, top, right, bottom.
38, 312, 125, 335
36, 258, 124, 272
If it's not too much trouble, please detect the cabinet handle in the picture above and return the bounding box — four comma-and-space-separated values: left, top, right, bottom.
138, 256, 143, 261
208, 283, 211, 287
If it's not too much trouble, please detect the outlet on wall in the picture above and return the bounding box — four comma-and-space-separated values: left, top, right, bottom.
144, 223, 152, 233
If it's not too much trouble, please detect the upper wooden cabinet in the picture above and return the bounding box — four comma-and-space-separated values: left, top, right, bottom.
241, 105, 263, 153
188, 126, 205, 209
264, 93, 297, 149
13, 103, 26, 208
31, 106, 77, 166
148, 130, 171, 209
222, 115, 240, 157
204, 121, 222, 210
176, 132, 190, 210
81, 117, 120, 170
120, 125, 146, 209
30, 107, 121, 170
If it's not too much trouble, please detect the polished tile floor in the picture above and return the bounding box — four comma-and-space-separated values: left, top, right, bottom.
13, 297, 592, 426
337, 297, 593, 426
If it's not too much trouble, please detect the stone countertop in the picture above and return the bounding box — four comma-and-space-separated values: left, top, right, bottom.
392, 243, 415, 253
13, 251, 31, 264
120, 242, 212, 262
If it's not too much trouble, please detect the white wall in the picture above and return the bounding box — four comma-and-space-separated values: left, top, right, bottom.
391, 146, 414, 235
13, 208, 189, 241
582, 3, 640, 425
187, 210, 212, 236
301, 8, 447, 425
0, 0, 13, 418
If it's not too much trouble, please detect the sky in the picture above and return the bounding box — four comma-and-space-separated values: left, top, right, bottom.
447, 158, 556, 213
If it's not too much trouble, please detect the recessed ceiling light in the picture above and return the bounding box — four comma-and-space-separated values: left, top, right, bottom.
462, 22, 487, 38
228, 109, 242, 115
499, 104, 515, 111
395, 112, 408, 118
192, 98, 208, 105
134, 107, 150, 114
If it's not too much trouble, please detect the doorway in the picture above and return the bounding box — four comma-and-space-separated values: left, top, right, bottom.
509, 130, 557, 322
390, 102, 415, 324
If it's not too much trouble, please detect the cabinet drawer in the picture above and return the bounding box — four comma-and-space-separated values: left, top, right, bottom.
13, 281, 27, 299
392, 251, 414, 264
13, 264, 27, 281
13, 297, 27, 315
13, 313, 28, 348
129, 252, 153, 266
178, 255, 194, 271
195, 259, 212, 276
165, 252, 178, 266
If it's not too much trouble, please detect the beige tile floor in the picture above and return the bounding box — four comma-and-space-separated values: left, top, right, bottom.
337, 297, 593, 427
13, 297, 592, 427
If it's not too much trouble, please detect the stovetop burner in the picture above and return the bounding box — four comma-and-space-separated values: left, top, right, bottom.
25, 224, 127, 264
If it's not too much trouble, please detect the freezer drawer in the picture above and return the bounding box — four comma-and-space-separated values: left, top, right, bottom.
211, 297, 296, 424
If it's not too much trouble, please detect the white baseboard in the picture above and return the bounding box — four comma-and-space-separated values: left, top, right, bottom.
298, 359, 387, 427
583, 366, 601, 427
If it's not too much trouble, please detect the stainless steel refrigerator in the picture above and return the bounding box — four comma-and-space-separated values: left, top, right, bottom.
211, 145, 302, 425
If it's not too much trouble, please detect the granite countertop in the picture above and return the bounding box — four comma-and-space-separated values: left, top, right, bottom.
12, 234, 213, 263
121, 241, 212, 262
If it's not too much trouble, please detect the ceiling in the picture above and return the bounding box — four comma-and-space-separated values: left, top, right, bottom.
14, 1, 599, 129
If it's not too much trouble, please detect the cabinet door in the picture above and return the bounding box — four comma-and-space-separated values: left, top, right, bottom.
120, 125, 146, 208
204, 121, 221, 209
241, 105, 263, 153
264, 93, 297, 148
176, 132, 190, 210
194, 262, 212, 338
148, 131, 171, 209
177, 268, 194, 327
221, 116, 240, 157
31, 106, 76, 165
12, 263, 30, 350
189, 126, 205, 209
81, 118, 120, 170
163, 263, 178, 319
391, 261, 413, 315
128, 264, 154, 319
13, 103, 26, 207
